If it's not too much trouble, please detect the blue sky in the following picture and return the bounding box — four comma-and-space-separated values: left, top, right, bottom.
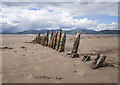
28, 7, 118, 24
73, 14, 118, 24
28, 7, 41, 11
28, 7, 118, 25
0, 2, 118, 32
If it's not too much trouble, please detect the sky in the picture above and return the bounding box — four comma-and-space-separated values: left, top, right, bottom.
0, 2, 119, 32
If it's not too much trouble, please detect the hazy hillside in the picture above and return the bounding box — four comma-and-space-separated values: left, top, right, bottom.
2, 29, 119, 35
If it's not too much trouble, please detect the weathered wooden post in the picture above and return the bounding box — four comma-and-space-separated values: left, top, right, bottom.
91, 54, 106, 69
82, 55, 91, 62
58, 32, 66, 52
71, 31, 81, 58
71, 31, 81, 54
53, 31, 58, 49
43, 36, 46, 46
36, 32, 41, 44
56, 29, 61, 51
41, 35, 46, 46
50, 32, 55, 48
45, 31, 49, 47
48, 31, 54, 47
41, 36, 43, 45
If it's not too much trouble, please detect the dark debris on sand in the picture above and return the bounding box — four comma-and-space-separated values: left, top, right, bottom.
0, 46, 13, 50
21, 46, 26, 49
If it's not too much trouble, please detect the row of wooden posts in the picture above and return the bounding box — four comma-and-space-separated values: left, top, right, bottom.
33, 29, 106, 69
34, 29, 81, 54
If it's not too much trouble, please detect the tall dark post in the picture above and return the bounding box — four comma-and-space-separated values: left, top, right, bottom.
48, 31, 54, 47
36, 32, 41, 44
50, 32, 55, 48
58, 32, 66, 52
41, 36, 46, 46
45, 31, 49, 47
56, 29, 61, 51
71, 31, 81, 54
53, 31, 58, 49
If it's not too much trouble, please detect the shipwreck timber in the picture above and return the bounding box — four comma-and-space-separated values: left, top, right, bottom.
53, 31, 58, 49
91, 54, 106, 69
58, 32, 66, 52
71, 31, 81, 54
48, 31, 54, 47
34, 32, 41, 44
56, 29, 61, 51
33, 29, 107, 69
45, 31, 49, 47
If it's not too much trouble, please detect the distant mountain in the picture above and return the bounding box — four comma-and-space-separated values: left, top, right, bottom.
65, 29, 96, 34
91, 30, 119, 34
2, 29, 119, 35
16, 29, 96, 35
17, 29, 57, 34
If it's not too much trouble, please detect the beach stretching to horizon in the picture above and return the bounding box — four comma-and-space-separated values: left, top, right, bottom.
0, 1, 119, 84
1, 34, 118, 83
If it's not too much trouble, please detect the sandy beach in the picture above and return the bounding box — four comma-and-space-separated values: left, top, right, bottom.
1, 35, 118, 83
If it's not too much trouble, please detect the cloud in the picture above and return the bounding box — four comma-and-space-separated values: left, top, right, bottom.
2, 2, 118, 16
108, 22, 118, 30
1, 2, 118, 32
1, 0, 119, 2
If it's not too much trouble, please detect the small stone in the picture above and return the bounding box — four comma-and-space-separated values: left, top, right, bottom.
47, 75, 51, 79
59, 77, 62, 80
47, 77, 50, 79
21, 46, 25, 48
9, 47, 13, 49
66, 53, 71, 55
73, 65, 76, 67
71, 53, 79, 58
56, 76, 62, 80
74, 69, 78, 73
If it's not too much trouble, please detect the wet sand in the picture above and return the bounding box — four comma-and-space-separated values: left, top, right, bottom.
1, 35, 118, 83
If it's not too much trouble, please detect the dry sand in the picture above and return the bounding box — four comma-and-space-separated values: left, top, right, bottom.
1, 35, 119, 83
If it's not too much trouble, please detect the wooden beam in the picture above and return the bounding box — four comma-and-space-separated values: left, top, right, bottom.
58, 32, 66, 52
36, 32, 41, 44
53, 31, 58, 49
48, 31, 54, 47
71, 31, 81, 54
56, 29, 61, 51
45, 31, 49, 47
